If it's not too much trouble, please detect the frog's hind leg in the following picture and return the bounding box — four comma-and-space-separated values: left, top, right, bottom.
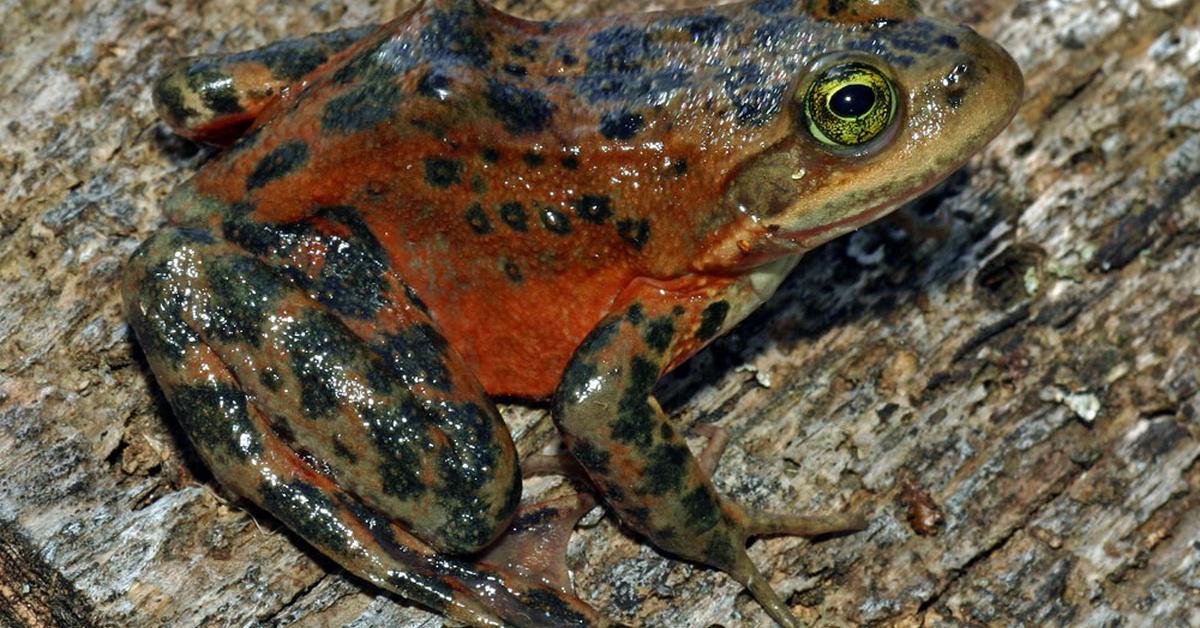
554, 280, 866, 628
124, 221, 604, 626
154, 24, 376, 145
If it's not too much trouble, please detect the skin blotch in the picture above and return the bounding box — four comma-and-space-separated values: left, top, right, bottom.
503, 259, 524, 282
499, 202, 529, 231
641, 444, 690, 495
322, 80, 404, 133
573, 195, 613, 224
485, 79, 555, 134
425, 158, 464, 188
681, 486, 721, 532
258, 481, 350, 554
539, 206, 573, 234
171, 383, 262, 461
697, 300, 731, 341
246, 141, 309, 190
465, 203, 493, 234
417, 70, 452, 99
599, 110, 644, 140
612, 355, 659, 449
569, 439, 612, 476
617, 218, 651, 250
523, 151, 545, 167
643, 316, 675, 353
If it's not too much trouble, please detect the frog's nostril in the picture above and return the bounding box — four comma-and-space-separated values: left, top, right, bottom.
940, 59, 975, 110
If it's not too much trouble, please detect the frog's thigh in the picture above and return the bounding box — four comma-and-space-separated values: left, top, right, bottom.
123, 224, 520, 556
154, 24, 376, 143
554, 280, 864, 628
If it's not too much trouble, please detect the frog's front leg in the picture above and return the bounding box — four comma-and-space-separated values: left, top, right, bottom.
154, 24, 377, 144
124, 211, 603, 626
555, 275, 866, 628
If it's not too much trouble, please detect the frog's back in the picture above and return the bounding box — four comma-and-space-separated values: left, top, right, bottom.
182, 0, 971, 397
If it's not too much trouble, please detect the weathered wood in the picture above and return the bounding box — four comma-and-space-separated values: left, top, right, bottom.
1, 0, 1197, 625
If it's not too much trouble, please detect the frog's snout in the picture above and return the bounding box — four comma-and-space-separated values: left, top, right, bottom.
953, 25, 1024, 137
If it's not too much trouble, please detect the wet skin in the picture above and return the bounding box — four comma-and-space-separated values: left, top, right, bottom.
125, 0, 1022, 625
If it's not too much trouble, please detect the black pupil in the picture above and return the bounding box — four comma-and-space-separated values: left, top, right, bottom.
830, 83, 876, 118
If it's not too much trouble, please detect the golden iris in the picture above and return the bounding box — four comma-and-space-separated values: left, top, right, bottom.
802, 62, 898, 148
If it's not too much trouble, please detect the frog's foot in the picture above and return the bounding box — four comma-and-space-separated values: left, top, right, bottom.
154, 25, 376, 144
523, 453, 589, 481
555, 279, 868, 628
481, 492, 599, 592
692, 423, 731, 476
693, 423, 867, 537
124, 223, 605, 627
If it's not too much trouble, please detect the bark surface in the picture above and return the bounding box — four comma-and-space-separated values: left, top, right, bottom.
1, 0, 1197, 625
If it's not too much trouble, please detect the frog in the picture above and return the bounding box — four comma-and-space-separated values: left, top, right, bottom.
124, 0, 1022, 625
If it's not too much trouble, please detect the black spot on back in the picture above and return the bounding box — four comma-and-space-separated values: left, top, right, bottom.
573, 195, 613, 224
600, 110, 644, 140
425, 158, 464, 188
322, 80, 404, 133
721, 63, 788, 127
417, 70, 452, 99
617, 218, 651, 250
246, 141, 308, 190
540, 206, 572, 234
523, 151, 545, 167
587, 25, 659, 73
504, 259, 524, 282
465, 202, 493, 234
422, 5, 494, 68
499, 202, 528, 231
485, 79, 555, 134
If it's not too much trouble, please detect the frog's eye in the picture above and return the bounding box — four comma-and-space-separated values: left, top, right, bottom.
802, 61, 899, 150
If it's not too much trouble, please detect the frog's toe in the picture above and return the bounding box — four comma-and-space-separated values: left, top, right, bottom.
481, 492, 599, 592
739, 509, 868, 539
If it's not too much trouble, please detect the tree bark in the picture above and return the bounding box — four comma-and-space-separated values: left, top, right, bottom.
1, 0, 1197, 625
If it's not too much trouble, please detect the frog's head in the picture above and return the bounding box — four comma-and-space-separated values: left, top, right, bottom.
712, 0, 1023, 267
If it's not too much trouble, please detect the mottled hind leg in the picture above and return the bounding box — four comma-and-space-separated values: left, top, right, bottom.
555, 279, 865, 628
124, 223, 604, 626
154, 24, 377, 144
